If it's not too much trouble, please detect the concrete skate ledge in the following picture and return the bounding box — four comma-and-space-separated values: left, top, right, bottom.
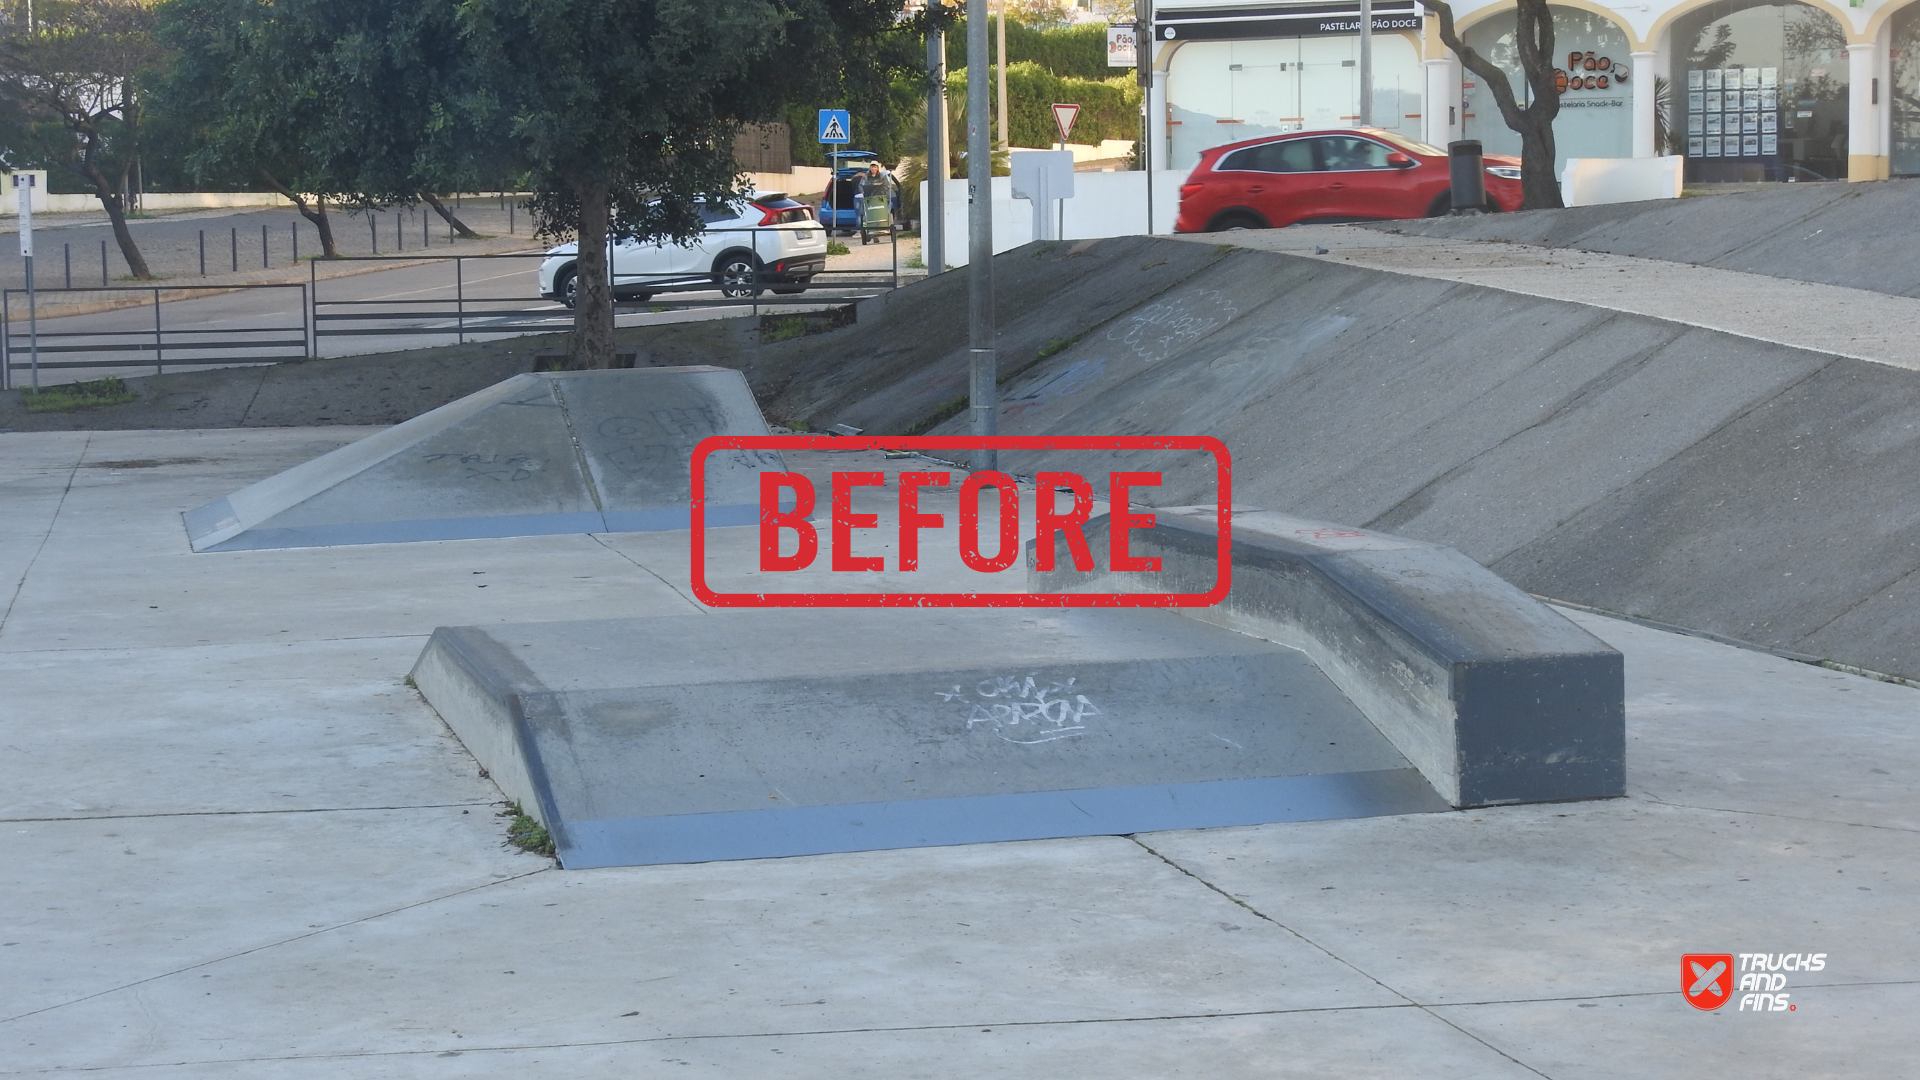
1028, 507, 1625, 807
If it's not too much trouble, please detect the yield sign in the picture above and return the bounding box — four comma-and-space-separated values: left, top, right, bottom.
1051, 103, 1081, 145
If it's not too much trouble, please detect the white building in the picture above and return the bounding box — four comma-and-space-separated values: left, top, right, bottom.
1145, 0, 1920, 183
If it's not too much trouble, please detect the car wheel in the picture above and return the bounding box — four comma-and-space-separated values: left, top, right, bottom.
1208, 212, 1265, 232
555, 266, 578, 309
713, 252, 763, 298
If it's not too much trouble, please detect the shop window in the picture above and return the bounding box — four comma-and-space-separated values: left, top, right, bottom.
1892, 6, 1920, 176
1462, 6, 1633, 175
1670, 1, 1848, 182
1166, 34, 1423, 170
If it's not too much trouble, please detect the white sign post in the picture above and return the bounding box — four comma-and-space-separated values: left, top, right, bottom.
1010, 149, 1075, 242
13, 173, 37, 390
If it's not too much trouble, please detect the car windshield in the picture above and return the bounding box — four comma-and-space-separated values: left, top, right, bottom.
1368, 129, 1446, 157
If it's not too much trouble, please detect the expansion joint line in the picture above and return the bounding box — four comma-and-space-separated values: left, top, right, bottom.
0, 865, 551, 1027
0, 434, 91, 637
1126, 835, 1555, 1080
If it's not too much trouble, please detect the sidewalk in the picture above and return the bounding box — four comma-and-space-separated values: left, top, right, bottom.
1179, 224, 1920, 373
0, 432, 1911, 1076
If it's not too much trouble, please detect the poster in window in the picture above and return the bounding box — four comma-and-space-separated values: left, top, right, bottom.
1689, 136, 1705, 156
1689, 91, 1705, 112
1761, 88, 1778, 109
1706, 91, 1722, 113
1689, 113, 1705, 134
1761, 112, 1777, 133
1743, 68, 1760, 89
1741, 134, 1760, 156
1761, 67, 1778, 87
1743, 112, 1759, 134
1706, 68, 1722, 90
1761, 133, 1778, 154
1689, 69, 1704, 90
1706, 114, 1722, 135
1744, 90, 1760, 111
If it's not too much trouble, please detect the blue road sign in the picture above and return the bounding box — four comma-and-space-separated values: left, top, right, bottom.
818, 109, 851, 144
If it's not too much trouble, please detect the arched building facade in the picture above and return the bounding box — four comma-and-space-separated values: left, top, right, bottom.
1145, 0, 1920, 182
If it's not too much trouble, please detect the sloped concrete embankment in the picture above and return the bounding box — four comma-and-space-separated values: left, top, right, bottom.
1369, 178, 1920, 298
810, 238, 1920, 682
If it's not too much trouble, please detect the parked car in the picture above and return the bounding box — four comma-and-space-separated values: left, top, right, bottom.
537, 193, 825, 307
1173, 128, 1524, 233
818, 150, 881, 234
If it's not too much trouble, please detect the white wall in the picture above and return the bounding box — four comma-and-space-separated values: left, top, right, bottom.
920, 172, 1188, 269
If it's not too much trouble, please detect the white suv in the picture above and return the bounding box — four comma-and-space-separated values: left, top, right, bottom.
536, 193, 826, 307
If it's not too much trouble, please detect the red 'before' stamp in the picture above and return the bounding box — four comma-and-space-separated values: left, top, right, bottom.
688, 435, 1231, 608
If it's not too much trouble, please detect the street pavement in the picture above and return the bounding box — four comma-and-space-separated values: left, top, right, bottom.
3, 223, 918, 389
0, 433, 1911, 1077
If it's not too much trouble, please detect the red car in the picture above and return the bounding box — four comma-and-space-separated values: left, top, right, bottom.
1174, 128, 1524, 232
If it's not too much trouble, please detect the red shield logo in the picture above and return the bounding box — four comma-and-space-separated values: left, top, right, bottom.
1683, 953, 1735, 1010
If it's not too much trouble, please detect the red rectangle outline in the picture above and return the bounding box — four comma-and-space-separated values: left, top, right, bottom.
689, 435, 1231, 608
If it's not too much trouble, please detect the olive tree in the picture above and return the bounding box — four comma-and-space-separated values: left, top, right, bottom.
1425, 0, 1564, 210
455, 0, 900, 368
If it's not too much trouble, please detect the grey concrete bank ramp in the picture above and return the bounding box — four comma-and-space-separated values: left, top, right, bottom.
185, 367, 779, 551
1368, 177, 1920, 298
840, 238, 1920, 682
411, 513, 1620, 868
411, 608, 1451, 868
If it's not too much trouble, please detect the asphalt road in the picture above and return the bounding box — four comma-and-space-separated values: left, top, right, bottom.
2, 231, 916, 388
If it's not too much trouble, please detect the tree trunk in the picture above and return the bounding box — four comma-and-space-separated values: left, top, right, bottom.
568, 180, 616, 369
420, 192, 481, 238
259, 171, 340, 257
82, 162, 151, 280
1426, 0, 1565, 210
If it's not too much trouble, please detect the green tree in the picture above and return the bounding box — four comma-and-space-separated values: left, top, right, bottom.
458, 0, 899, 368
152, 0, 490, 257
0, 0, 167, 278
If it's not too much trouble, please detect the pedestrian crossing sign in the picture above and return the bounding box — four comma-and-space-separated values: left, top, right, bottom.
818, 109, 851, 144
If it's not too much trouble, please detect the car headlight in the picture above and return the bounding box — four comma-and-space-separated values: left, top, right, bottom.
1485, 166, 1524, 180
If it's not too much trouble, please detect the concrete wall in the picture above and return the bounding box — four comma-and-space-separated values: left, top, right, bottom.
920, 173, 1188, 267
1, 179, 294, 215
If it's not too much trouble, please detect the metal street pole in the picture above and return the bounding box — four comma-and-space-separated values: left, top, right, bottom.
967, 0, 997, 471
995, 0, 1009, 153
1359, 0, 1374, 127
15, 175, 39, 391
926, 25, 947, 275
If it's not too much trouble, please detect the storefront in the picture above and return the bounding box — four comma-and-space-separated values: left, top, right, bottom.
1145, 0, 1911, 186
1670, 0, 1850, 181
1156, 2, 1427, 170
1461, 6, 1635, 175
1889, 3, 1920, 174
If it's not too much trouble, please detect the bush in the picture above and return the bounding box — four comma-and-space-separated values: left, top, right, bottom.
948, 62, 1141, 150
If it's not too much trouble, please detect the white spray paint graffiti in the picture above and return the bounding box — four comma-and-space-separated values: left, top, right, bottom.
1108, 289, 1239, 362
937, 675, 1101, 744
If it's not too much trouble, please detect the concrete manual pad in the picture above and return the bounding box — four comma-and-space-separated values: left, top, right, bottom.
411, 609, 1447, 868
182, 367, 781, 552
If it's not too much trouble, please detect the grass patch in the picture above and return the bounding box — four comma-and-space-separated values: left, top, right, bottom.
758, 305, 856, 344
19, 377, 135, 413
905, 254, 927, 269
501, 802, 555, 857
1036, 333, 1080, 361
826, 240, 851, 257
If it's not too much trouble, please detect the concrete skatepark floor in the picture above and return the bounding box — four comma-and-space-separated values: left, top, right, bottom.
1, 429, 1914, 1076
